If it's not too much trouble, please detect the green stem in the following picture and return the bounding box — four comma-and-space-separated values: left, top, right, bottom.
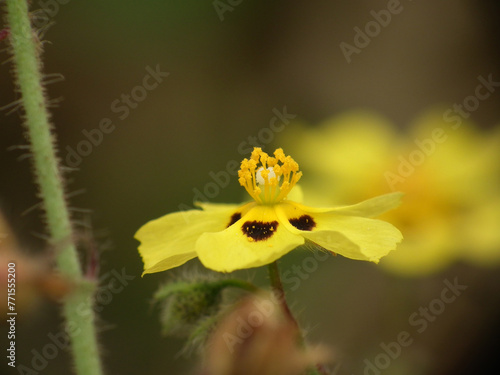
268, 261, 327, 375
4, 1, 103, 375
268, 261, 299, 329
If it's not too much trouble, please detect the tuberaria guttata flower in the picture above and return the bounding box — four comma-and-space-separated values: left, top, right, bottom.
135, 147, 403, 274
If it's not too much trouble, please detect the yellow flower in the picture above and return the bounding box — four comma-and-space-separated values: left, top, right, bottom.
281, 110, 500, 276
135, 147, 403, 274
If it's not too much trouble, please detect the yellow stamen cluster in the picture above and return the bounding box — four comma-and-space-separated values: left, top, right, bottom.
238, 147, 302, 204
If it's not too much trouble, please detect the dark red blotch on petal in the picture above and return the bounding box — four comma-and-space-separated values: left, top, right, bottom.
289, 215, 316, 231
227, 212, 242, 227
242, 221, 278, 241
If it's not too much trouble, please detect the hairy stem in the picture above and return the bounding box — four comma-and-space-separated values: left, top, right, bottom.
268, 261, 327, 375
268, 261, 299, 329
4, 1, 103, 374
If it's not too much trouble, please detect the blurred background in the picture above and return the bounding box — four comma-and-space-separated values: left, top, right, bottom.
1, 0, 500, 374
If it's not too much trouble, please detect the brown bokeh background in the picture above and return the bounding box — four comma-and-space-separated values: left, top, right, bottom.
1, 1, 500, 374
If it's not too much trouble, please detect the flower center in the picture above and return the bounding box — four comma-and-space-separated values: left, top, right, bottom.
238, 147, 302, 204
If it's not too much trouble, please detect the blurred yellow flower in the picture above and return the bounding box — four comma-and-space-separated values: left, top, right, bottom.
135, 147, 403, 274
281, 109, 500, 276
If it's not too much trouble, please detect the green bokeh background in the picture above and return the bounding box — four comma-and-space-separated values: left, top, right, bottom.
1, 1, 500, 374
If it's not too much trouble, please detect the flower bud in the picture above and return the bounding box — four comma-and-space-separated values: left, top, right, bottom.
203, 292, 330, 375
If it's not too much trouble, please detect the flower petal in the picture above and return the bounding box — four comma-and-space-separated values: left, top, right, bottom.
285, 192, 402, 218
331, 192, 403, 218
286, 184, 304, 203
196, 205, 304, 272
277, 202, 402, 262
135, 203, 241, 275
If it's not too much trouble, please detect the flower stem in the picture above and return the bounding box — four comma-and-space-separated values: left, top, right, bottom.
268, 261, 299, 329
4, 1, 103, 374
269, 262, 328, 375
